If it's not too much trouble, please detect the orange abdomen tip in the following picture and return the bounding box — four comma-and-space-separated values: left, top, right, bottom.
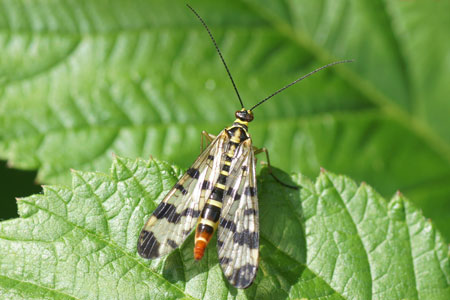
194, 240, 206, 260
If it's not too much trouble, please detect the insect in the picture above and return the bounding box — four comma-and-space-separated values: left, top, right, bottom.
137, 4, 353, 289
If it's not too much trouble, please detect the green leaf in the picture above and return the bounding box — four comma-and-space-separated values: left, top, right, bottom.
0, 157, 448, 299
0, 1, 449, 239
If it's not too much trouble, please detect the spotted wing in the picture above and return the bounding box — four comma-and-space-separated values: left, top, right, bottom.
217, 139, 259, 289
137, 131, 227, 259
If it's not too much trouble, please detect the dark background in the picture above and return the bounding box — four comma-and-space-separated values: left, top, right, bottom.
0, 161, 41, 220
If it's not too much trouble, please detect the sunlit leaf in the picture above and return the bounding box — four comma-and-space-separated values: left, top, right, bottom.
0, 157, 448, 299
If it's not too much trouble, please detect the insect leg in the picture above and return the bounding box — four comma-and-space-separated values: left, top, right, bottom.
201, 131, 216, 152
254, 147, 298, 189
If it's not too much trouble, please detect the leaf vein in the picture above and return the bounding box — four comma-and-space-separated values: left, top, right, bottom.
0, 274, 82, 300
17, 198, 193, 299
324, 173, 373, 298
260, 234, 346, 299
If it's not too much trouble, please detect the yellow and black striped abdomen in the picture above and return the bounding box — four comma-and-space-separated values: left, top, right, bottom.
193, 125, 248, 260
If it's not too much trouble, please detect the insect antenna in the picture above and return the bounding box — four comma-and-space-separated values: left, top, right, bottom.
250, 60, 354, 111
187, 4, 244, 108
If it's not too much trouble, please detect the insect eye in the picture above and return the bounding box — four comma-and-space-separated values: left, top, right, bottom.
235, 110, 254, 122
246, 111, 254, 122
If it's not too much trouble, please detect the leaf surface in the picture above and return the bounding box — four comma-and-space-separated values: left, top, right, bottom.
0, 0, 449, 238
0, 157, 448, 299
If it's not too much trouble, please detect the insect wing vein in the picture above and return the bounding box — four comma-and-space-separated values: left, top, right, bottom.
217, 139, 259, 288
137, 131, 227, 259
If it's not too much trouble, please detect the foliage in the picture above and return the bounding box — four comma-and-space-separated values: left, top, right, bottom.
0, 156, 448, 299
0, 0, 449, 238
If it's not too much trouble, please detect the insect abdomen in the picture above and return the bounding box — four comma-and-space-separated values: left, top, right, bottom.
194, 180, 225, 260
194, 126, 248, 260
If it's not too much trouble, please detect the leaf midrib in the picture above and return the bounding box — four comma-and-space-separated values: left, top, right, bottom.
404, 206, 420, 298
15, 198, 196, 300
240, 0, 450, 165
0, 274, 81, 300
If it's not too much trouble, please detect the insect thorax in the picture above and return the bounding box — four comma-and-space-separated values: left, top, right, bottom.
226, 121, 250, 144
